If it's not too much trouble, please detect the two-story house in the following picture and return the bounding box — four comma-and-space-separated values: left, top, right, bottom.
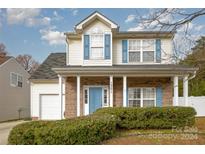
30, 11, 197, 120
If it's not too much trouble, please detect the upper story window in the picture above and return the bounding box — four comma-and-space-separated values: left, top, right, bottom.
128, 39, 155, 63
90, 34, 104, 60
10, 72, 23, 88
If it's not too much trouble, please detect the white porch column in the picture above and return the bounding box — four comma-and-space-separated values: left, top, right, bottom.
58, 75, 63, 119
77, 76, 80, 116
173, 76, 179, 106
183, 75, 189, 106
109, 76, 113, 107
123, 76, 127, 107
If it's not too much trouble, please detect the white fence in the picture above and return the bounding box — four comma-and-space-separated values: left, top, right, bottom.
179, 96, 205, 117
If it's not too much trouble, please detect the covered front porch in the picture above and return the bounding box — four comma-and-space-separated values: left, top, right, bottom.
53, 65, 197, 119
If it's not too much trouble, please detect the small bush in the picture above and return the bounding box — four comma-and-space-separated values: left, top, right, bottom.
94, 107, 196, 129
8, 115, 117, 145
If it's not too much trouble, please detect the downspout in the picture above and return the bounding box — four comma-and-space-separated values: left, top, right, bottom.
65, 34, 69, 65
188, 71, 197, 81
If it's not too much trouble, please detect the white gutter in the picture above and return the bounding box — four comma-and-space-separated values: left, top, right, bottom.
188, 70, 197, 81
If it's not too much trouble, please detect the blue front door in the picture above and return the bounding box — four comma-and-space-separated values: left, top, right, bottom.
89, 87, 102, 114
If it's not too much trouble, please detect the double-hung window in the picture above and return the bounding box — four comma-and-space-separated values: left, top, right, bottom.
90, 34, 104, 60
10, 72, 23, 88
128, 87, 156, 107
142, 40, 155, 62
128, 39, 155, 63
142, 88, 156, 107
128, 88, 141, 107
128, 40, 141, 62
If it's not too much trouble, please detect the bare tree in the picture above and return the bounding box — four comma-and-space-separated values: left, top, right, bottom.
136, 9, 205, 32
135, 8, 205, 61
16, 54, 40, 74
0, 43, 7, 56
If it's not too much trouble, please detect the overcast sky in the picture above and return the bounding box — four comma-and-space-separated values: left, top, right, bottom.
0, 8, 205, 62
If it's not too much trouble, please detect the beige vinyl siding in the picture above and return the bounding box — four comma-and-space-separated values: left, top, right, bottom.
83, 19, 111, 34
0, 58, 30, 122
67, 18, 173, 66
161, 39, 173, 64
113, 39, 123, 64
68, 39, 83, 65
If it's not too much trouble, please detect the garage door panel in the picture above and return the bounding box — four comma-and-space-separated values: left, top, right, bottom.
40, 95, 61, 120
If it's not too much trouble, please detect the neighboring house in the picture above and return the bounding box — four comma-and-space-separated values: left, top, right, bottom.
0, 53, 30, 122
30, 11, 198, 120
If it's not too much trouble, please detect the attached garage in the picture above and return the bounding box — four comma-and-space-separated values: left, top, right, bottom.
30, 83, 65, 120
40, 95, 62, 120
30, 53, 66, 120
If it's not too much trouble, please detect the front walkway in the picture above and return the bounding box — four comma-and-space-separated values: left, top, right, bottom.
0, 120, 26, 145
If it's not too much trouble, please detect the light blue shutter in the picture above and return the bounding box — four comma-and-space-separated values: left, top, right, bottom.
122, 40, 128, 63
104, 34, 111, 59
156, 39, 161, 63
84, 35, 90, 60
156, 86, 163, 107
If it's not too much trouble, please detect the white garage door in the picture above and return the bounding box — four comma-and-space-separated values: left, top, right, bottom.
40, 95, 61, 120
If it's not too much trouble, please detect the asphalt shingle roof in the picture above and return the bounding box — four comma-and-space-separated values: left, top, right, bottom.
30, 52, 197, 80
30, 53, 66, 80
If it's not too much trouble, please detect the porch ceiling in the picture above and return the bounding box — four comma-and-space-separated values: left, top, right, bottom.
52, 64, 198, 77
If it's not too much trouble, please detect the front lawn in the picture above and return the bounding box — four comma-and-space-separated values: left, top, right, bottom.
103, 117, 205, 145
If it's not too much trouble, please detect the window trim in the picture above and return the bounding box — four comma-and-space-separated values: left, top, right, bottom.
10, 72, 23, 88
128, 39, 156, 63
84, 88, 89, 105
102, 87, 109, 107
128, 87, 156, 107
90, 33, 104, 60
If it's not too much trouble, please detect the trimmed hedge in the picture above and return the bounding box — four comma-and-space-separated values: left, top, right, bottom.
8, 106, 196, 145
94, 107, 196, 129
8, 115, 116, 145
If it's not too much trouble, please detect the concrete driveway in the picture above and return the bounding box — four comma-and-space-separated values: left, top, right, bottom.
0, 120, 26, 145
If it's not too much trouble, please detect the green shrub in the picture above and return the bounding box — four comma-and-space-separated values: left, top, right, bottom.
8, 115, 116, 145
94, 107, 196, 129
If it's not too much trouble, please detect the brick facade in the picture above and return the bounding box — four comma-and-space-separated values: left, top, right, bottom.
127, 77, 173, 106
65, 77, 77, 118
113, 77, 123, 107
65, 76, 173, 118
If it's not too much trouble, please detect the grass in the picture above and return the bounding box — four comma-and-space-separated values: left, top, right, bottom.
103, 117, 205, 145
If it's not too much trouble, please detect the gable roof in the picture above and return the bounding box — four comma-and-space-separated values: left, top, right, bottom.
30, 53, 66, 80
74, 11, 119, 32
65, 11, 175, 39
0, 56, 12, 65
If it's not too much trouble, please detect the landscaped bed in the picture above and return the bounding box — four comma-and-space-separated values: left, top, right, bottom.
8, 107, 198, 145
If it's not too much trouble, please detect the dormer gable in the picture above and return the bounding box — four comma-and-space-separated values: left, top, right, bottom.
75, 11, 119, 34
